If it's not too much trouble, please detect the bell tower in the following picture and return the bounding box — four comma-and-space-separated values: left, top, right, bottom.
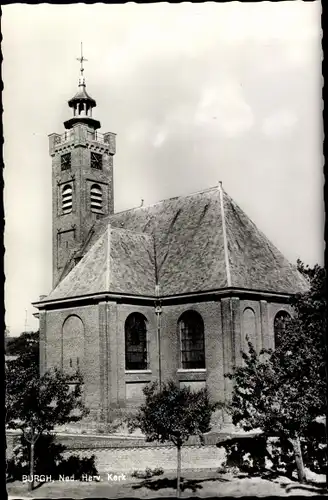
49, 45, 116, 289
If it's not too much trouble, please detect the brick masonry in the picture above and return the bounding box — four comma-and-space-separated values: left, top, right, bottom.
40, 295, 292, 422
6, 432, 226, 473
64, 445, 226, 473
50, 124, 115, 289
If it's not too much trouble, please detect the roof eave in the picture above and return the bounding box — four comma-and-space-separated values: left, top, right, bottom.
32, 286, 297, 310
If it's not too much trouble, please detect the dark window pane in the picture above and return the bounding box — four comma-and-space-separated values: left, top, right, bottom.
91, 152, 103, 170
179, 311, 205, 369
125, 313, 148, 370
61, 153, 71, 171
274, 311, 291, 349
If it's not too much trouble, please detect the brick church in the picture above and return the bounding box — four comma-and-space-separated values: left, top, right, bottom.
33, 63, 308, 423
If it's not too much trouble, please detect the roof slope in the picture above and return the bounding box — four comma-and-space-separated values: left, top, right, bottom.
46, 186, 308, 301
47, 227, 155, 300
223, 193, 308, 294
109, 187, 228, 295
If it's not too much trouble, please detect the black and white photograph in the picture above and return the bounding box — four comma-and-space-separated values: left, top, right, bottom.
3, 1, 326, 498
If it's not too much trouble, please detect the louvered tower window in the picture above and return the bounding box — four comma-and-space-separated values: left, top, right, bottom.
90, 184, 103, 213
62, 184, 73, 214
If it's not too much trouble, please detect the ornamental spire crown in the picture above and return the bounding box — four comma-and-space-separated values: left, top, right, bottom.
64, 43, 101, 131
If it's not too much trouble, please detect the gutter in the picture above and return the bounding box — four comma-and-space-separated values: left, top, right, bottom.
33, 287, 294, 309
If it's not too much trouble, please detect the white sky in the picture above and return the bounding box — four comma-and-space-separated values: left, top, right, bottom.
3, 2, 323, 336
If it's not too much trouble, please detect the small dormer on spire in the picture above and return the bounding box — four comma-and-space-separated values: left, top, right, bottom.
64, 43, 101, 131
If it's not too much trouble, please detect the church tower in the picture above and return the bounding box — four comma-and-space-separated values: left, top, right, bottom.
49, 46, 116, 288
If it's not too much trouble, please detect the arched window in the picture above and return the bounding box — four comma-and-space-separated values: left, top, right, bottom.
62, 315, 84, 375
243, 308, 257, 352
125, 313, 148, 370
179, 311, 205, 369
274, 311, 291, 349
90, 184, 103, 213
62, 184, 73, 214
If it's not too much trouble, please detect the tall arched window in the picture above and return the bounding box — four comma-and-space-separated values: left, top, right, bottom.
62, 315, 84, 375
179, 311, 205, 369
125, 313, 148, 370
243, 308, 257, 352
274, 311, 291, 350
62, 184, 73, 214
90, 184, 103, 213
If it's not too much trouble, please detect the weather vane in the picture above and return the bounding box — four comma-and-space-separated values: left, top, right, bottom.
76, 42, 88, 77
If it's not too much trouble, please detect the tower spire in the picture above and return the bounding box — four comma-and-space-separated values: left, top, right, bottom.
76, 42, 88, 86
64, 44, 100, 130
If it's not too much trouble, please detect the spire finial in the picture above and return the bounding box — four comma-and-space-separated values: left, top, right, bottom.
76, 42, 88, 85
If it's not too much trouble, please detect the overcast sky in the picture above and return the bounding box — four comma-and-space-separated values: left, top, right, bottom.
3, 2, 323, 336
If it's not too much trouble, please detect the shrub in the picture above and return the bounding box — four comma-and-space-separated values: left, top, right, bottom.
218, 431, 327, 479
302, 421, 327, 475
7, 434, 65, 480
57, 454, 98, 480
217, 435, 267, 474
131, 467, 164, 479
6, 433, 98, 481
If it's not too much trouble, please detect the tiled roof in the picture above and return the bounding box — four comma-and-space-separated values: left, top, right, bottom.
223, 193, 308, 293
47, 227, 156, 300
109, 187, 229, 295
45, 186, 308, 301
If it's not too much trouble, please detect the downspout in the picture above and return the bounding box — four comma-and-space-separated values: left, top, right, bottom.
155, 286, 162, 390
219, 181, 235, 385
153, 236, 162, 389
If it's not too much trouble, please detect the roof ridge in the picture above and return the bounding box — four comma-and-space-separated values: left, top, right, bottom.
218, 183, 231, 287
111, 185, 220, 216
110, 226, 154, 238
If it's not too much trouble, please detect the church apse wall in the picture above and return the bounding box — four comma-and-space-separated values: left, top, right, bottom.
40, 296, 294, 421
109, 303, 158, 410
160, 300, 225, 403
237, 298, 293, 357
41, 304, 102, 418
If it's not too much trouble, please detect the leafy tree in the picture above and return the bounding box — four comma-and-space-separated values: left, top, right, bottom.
128, 380, 219, 497
5, 330, 39, 373
225, 262, 327, 483
6, 331, 89, 490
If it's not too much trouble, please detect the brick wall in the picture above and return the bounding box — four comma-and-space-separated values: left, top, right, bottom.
6, 432, 226, 473
41, 295, 291, 421
51, 123, 115, 288
66, 445, 225, 473
160, 300, 225, 403
240, 299, 262, 355
42, 304, 103, 419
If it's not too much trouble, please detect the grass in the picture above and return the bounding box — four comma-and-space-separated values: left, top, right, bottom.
7, 469, 328, 498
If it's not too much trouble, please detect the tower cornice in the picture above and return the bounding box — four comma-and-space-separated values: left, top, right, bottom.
49, 127, 116, 156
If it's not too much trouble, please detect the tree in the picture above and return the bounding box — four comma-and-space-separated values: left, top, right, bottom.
6, 331, 89, 490
225, 262, 327, 483
128, 380, 219, 497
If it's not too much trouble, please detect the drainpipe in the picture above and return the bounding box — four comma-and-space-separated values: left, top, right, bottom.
155, 284, 162, 389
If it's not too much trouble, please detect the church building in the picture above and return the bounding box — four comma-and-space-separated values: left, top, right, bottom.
33, 61, 308, 423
